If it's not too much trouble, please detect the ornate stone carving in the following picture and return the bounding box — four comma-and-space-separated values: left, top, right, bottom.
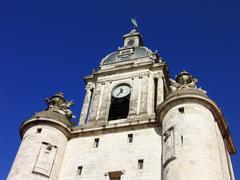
45, 92, 75, 119
169, 70, 207, 93
33, 142, 57, 177
86, 82, 95, 90
163, 126, 176, 167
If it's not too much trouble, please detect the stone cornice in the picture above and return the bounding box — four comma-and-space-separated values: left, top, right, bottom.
84, 61, 167, 83
20, 117, 72, 140
20, 116, 160, 141
71, 119, 160, 138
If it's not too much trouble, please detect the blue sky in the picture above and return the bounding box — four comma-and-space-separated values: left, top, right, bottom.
0, 0, 239, 179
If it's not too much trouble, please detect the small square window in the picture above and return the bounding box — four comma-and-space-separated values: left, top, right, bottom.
37, 128, 42, 134
77, 166, 83, 176
93, 138, 99, 148
109, 171, 122, 180
178, 107, 184, 113
138, 159, 144, 169
128, 134, 133, 143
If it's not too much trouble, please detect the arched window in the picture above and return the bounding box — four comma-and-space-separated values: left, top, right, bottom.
108, 84, 131, 121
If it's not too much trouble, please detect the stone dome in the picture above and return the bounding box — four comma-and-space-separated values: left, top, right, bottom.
32, 110, 72, 127
101, 46, 154, 65
24, 92, 75, 128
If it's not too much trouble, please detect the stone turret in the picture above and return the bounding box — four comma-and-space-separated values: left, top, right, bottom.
157, 71, 236, 180
8, 93, 74, 180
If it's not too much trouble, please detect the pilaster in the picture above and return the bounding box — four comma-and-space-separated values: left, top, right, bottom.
128, 77, 139, 118
139, 74, 148, 115
79, 82, 95, 126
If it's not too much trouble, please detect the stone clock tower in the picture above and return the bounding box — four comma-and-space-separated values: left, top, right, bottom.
8, 28, 236, 180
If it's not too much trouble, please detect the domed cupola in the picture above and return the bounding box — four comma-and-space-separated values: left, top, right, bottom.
101, 28, 160, 66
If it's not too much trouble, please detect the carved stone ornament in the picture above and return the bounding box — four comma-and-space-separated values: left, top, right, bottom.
45, 92, 75, 119
169, 70, 207, 93
86, 82, 95, 90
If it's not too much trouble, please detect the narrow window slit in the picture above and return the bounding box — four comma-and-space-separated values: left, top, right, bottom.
138, 159, 144, 169
77, 166, 83, 176
181, 135, 183, 143
94, 138, 99, 148
128, 134, 133, 143
37, 128, 42, 134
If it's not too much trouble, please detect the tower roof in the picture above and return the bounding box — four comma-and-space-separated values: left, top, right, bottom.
32, 110, 72, 127
101, 29, 160, 66
101, 46, 154, 65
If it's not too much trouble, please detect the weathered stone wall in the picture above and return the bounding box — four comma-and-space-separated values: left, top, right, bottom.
58, 127, 162, 180
161, 103, 232, 180
214, 121, 235, 180
8, 125, 68, 180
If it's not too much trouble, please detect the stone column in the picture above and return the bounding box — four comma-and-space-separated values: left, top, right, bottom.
139, 75, 148, 115
88, 83, 102, 122
79, 83, 94, 125
98, 82, 111, 122
147, 75, 154, 115
136, 76, 142, 115
156, 76, 164, 106
96, 83, 105, 120
128, 77, 139, 118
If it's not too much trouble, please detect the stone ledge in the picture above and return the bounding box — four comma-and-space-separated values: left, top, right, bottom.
20, 117, 72, 140
71, 119, 160, 138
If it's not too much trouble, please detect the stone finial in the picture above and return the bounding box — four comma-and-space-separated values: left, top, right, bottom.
175, 70, 198, 88
170, 71, 206, 93
45, 92, 75, 119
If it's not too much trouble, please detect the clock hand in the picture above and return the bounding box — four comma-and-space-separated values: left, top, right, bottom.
117, 88, 123, 96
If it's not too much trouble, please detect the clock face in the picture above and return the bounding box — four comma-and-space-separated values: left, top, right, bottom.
127, 39, 135, 46
112, 84, 131, 98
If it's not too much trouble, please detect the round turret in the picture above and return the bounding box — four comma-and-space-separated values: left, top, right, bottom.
8, 93, 74, 180
101, 46, 154, 65
157, 72, 236, 180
